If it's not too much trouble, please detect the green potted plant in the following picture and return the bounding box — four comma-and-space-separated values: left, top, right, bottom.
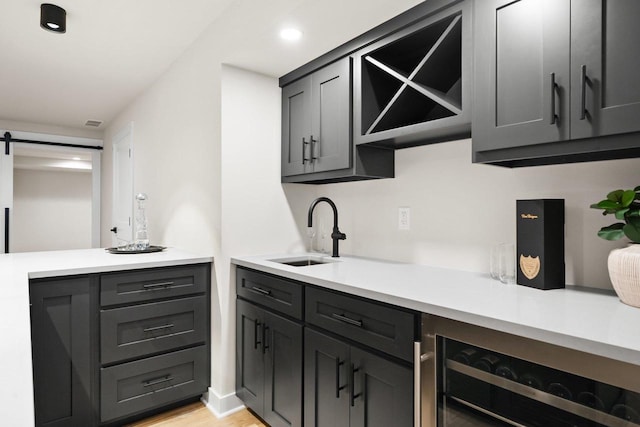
591, 186, 640, 307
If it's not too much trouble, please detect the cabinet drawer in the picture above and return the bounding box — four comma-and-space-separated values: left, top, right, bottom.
101, 296, 207, 365
236, 267, 303, 320
100, 346, 208, 422
101, 264, 208, 307
305, 287, 416, 362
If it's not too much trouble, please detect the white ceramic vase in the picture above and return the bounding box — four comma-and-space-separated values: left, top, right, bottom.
608, 244, 640, 308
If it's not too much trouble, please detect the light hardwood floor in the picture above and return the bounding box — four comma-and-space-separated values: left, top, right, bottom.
126, 402, 267, 427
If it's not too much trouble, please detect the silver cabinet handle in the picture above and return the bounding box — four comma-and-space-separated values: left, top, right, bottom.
142, 375, 173, 387
142, 281, 174, 290
580, 65, 588, 120
251, 286, 271, 296
332, 313, 363, 327
302, 137, 310, 164
550, 72, 559, 125
310, 135, 318, 162
143, 323, 174, 333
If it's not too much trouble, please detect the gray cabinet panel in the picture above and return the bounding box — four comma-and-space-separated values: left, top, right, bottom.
305, 286, 416, 362
101, 296, 207, 365
304, 328, 350, 427
571, 0, 640, 139
311, 58, 351, 173
235, 299, 265, 416
30, 276, 96, 427
474, 0, 570, 153
236, 298, 303, 427
236, 267, 304, 320
282, 77, 312, 177
349, 347, 413, 427
100, 264, 208, 307
100, 346, 208, 422
263, 311, 303, 427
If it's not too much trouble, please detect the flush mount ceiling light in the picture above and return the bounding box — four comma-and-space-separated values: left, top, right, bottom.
279, 28, 302, 41
40, 3, 66, 33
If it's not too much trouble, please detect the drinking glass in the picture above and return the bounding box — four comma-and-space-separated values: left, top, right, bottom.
498, 243, 516, 284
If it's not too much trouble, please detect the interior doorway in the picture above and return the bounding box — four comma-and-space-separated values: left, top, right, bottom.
0, 131, 102, 253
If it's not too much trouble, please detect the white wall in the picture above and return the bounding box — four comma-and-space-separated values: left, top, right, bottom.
220, 65, 307, 405
314, 139, 640, 289
12, 168, 92, 252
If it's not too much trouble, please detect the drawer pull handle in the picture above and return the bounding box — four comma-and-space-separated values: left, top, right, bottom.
251, 286, 272, 296
332, 313, 363, 328
350, 364, 362, 407
143, 323, 175, 333
335, 359, 345, 398
142, 375, 174, 388
142, 281, 174, 290
254, 320, 262, 350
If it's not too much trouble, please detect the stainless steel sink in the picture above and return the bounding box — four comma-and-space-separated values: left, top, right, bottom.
269, 255, 337, 267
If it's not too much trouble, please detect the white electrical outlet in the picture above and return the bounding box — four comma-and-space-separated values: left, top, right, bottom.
398, 207, 410, 230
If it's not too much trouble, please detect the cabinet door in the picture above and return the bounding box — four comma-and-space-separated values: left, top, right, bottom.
304, 328, 350, 427
30, 276, 95, 427
349, 347, 413, 427
571, 0, 640, 139
474, 0, 570, 152
236, 299, 264, 416
263, 311, 303, 427
310, 57, 351, 173
282, 77, 312, 177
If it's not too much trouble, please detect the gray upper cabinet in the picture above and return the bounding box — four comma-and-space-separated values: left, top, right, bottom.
570, 0, 640, 139
473, 0, 570, 152
282, 58, 351, 179
474, 0, 640, 166
282, 76, 312, 177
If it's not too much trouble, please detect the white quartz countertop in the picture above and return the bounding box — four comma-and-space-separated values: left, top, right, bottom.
0, 248, 212, 427
232, 253, 640, 367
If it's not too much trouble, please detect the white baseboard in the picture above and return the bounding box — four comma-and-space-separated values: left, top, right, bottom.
201, 387, 245, 418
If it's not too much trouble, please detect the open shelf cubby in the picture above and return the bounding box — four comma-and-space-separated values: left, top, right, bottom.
359, 12, 463, 137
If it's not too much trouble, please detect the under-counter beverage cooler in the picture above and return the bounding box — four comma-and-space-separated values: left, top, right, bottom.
419, 315, 640, 427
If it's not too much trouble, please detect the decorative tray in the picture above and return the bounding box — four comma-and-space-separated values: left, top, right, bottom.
105, 245, 166, 254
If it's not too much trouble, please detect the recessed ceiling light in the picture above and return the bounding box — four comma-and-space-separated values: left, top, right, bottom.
280, 28, 302, 41
72, 157, 81, 161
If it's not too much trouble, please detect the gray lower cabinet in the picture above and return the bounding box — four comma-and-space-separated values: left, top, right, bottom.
235, 266, 417, 427
236, 298, 303, 427
474, 0, 640, 166
30, 263, 211, 427
304, 328, 413, 427
30, 275, 98, 427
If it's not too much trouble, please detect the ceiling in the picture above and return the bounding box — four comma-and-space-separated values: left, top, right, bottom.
0, 0, 422, 131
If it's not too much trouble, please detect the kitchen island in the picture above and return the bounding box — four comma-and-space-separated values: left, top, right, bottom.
0, 247, 212, 427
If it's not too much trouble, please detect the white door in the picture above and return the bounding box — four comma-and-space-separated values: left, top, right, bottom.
112, 123, 134, 246
0, 140, 13, 253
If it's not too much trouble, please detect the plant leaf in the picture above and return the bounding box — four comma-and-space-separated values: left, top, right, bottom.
628, 210, 640, 218
598, 223, 626, 241
615, 208, 630, 220
623, 222, 640, 243
622, 190, 636, 207
634, 185, 640, 192
607, 189, 624, 201
596, 200, 620, 210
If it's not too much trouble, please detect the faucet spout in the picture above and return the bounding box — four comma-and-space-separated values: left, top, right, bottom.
307, 197, 346, 258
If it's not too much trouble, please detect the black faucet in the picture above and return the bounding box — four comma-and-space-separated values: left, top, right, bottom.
307, 197, 346, 258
